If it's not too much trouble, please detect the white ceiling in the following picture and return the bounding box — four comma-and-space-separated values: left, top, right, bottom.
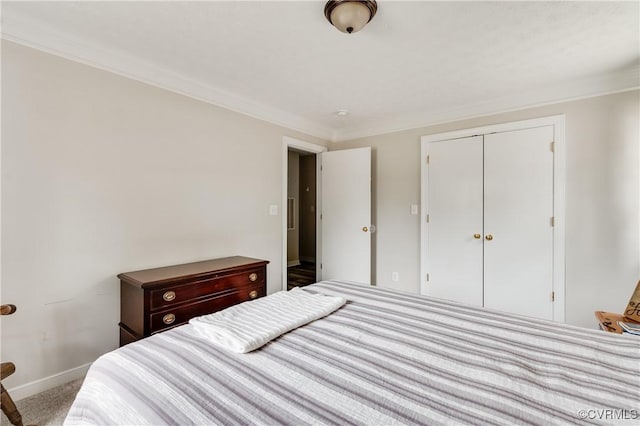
2, 1, 639, 141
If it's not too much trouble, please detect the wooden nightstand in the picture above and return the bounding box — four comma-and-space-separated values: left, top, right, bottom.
119, 256, 269, 346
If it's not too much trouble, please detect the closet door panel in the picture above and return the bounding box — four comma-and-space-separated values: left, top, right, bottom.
426, 136, 483, 306
483, 126, 554, 320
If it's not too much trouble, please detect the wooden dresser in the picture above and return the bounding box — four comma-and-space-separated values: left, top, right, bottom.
118, 256, 269, 346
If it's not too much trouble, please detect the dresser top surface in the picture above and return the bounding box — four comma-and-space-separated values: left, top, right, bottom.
118, 256, 269, 287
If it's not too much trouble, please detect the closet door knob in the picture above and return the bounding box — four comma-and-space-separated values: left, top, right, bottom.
362, 226, 369, 232
485, 234, 493, 241
473, 234, 481, 239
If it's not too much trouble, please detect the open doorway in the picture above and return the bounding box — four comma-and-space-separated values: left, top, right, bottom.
282, 137, 326, 292
287, 150, 317, 290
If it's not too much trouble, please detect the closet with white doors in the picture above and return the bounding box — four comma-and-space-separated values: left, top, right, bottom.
420, 117, 565, 322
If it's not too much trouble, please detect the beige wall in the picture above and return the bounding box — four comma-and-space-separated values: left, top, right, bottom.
1, 41, 328, 393
333, 90, 640, 329
287, 151, 300, 263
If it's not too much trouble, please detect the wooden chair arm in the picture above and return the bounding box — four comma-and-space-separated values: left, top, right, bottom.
0, 305, 16, 316
0, 362, 16, 381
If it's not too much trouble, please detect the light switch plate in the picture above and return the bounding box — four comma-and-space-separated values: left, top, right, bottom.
269, 205, 278, 215
411, 204, 419, 215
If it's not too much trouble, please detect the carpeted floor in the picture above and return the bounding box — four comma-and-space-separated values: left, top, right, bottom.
1, 378, 83, 426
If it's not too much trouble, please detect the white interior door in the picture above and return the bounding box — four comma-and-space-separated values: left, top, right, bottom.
321, 147, 371, 284
426, 136, 484, 306
483, 126, 554, 320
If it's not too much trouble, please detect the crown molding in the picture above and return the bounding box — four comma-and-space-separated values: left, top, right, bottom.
2, 10, 637, 144
332, 66, 640, 142
1, 11, 334, 141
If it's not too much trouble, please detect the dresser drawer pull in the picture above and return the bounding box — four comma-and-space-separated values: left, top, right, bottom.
249, 273, 258, 282
162, 291, 176, 302
249, 290, 258, 299
163, 313, 176, 325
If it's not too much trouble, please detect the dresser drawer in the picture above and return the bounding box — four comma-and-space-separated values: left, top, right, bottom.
149, 268, 265, 310
119, 256, 269, 346
149, 284, 265, 333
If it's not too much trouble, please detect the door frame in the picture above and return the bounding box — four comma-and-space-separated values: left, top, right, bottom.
420, 115, 566, 322
282, 136, 327, 292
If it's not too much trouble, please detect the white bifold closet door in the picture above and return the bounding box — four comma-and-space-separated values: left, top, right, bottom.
427, 136, 484, 306
426, 126, 554, 320
483, 126, 554, 320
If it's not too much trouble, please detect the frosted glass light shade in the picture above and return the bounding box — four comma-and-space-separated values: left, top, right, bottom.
331, 3, 370, 33
324, 1, 377, 34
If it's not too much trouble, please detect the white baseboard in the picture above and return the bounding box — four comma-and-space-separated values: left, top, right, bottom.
287, 260, 301, 267
8, 363, 91, 401
299, 256, 316, 263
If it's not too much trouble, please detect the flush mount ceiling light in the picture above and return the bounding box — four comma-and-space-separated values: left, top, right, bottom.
324, 0, 378, 34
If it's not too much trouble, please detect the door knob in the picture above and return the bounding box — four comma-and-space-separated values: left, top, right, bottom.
362, 226, 369, 232
485, 234, 493, 241
473, 234, 481, 239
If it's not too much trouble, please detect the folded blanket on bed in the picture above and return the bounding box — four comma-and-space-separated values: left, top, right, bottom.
189, 287, 346, 353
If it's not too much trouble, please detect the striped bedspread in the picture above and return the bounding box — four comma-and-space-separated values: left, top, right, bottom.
65, 280, 640, 425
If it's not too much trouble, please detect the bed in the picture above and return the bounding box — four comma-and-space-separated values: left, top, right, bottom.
65, 280, 640, 425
